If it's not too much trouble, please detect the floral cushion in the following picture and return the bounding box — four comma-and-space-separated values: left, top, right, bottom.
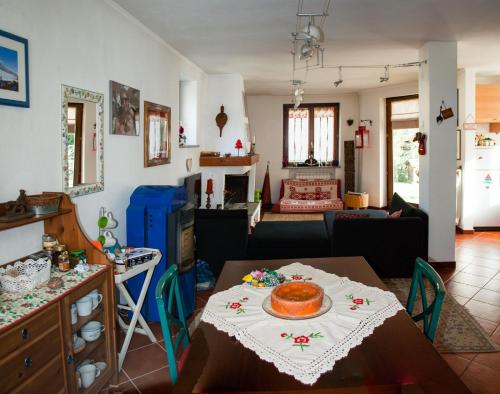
283, 179, 339, 201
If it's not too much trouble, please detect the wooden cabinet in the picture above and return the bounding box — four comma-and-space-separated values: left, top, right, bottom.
476, 84, 500, 128
0, 193, 117, 393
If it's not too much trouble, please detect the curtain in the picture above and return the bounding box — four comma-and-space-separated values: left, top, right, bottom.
314, 107, 334, 163
391, 99, 419, 129
288, 108, 309, 163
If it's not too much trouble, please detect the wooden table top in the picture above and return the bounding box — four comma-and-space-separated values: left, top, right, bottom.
173, 257, 471, 394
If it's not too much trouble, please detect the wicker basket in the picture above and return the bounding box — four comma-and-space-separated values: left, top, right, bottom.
0, 258, 51, 293
26, 194, 61, 215
344, 193, 369, 209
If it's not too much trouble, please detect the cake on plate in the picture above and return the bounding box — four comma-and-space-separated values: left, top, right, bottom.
271, 282, 324, 316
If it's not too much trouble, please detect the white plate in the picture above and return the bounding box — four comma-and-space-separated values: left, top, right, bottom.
262, 295, 332, 320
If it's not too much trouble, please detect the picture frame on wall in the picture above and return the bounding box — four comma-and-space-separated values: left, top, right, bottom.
0, 29, 29, 108
110, 80, 140, 136
144, 101, 171, 167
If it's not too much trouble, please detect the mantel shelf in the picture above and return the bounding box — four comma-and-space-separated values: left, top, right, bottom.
200, 154, 260, 167
0, 209, 72, 232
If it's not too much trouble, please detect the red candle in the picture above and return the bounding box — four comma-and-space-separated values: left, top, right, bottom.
206, 179, 213, 194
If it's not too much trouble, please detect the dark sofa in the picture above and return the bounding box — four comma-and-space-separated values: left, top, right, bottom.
194, 193, 428, 278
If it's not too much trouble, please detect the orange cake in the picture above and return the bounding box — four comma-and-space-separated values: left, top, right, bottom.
271, 282, 324, 316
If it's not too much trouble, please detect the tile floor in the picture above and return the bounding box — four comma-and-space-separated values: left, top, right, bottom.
108, 232, 500, 394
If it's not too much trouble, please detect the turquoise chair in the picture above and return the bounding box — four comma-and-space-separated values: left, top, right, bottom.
406, 257, 446, 343
155, 264, 191, 384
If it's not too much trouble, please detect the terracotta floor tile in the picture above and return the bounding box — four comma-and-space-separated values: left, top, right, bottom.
123, 343, 168, 380
473, 316, 499, 335
132, 366, 172, 394
472, 288, 500, 307
451, 294, 470, 305
461, 361, 500, 394
461, 264, 499, 279
446, 281, 482, 298
484, 279, 500, 292
491, 326, 500, 344
474, 351, 500, 369
467, 257, 500, 270
454, 352, 478, 361
118, 369, 130, 385
100, 380, 140, 394
441, 354, 471, 376
452, 272, 492, 287
464, 300, 500, 323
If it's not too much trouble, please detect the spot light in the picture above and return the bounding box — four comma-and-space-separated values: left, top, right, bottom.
333, 67, 343, 88
380, 65, 390, 83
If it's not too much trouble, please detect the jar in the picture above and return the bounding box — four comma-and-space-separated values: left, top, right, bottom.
42, 234, 58, 249
69, 250, 86, 268
44, 246, 56, 265
53, 244, 66, 265
58, 251, 70, 272
115, 253, 127, 274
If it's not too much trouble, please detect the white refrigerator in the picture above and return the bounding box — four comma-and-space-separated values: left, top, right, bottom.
474, 147, 500, 227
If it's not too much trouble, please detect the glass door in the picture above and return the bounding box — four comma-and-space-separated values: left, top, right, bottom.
386, 95, 420, 205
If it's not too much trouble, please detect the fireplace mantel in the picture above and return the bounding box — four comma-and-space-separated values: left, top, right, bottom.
200, 154, 259, 167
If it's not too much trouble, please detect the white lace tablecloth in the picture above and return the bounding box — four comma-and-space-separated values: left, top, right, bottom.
201, 262, 404, 385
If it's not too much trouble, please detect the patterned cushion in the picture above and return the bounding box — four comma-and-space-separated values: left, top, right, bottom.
388, 209, 402, 218
279, 198, 344, 213
335, 212, 370, 219
283, 179, 339, 200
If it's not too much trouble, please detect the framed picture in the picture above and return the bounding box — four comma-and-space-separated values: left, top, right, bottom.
144, 101, 171, 167
110, 80, 140, 135
457, 129, 462, 161
0, 29, 29, 107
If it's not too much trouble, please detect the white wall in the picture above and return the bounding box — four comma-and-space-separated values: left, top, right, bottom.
179, 79, 198, 145
247, 94, 359, 203
204, 74, 248, 155
0, 0, 206, 263
359, 82, 418, 207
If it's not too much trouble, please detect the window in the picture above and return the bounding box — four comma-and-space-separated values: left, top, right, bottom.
283, 103, 339, 167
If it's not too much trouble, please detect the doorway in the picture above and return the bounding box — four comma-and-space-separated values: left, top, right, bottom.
386, 95, 419, 205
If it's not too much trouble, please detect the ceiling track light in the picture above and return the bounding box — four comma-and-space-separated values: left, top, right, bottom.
333, 66, 343, 87
380, 65, 390, 83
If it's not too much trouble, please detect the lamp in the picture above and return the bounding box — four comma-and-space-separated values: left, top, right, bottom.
302, 20, 324, 42
299, 42, 314, 61
380, 66, 389, 83
333, 66, 343, 88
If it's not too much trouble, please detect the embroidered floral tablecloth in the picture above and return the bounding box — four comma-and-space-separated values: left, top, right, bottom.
0, 264, 107, 331
201, 262, 404, 385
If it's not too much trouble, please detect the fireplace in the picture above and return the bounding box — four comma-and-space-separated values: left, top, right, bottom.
224, 172, 249, 207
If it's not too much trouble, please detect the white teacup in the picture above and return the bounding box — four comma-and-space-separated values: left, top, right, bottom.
81, 320, 105, 342
76, 296, 93, 317
78, 364, 100, 389
88, 289, 103, 309
102, 230, 117, 248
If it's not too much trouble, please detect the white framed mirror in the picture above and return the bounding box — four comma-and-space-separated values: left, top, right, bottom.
61, 85, 104, 197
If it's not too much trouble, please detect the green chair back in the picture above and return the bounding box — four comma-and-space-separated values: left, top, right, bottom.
406, 257, 446, 342
155, 264, 190, 384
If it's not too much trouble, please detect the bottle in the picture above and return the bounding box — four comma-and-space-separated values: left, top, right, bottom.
58, 251, 70, 272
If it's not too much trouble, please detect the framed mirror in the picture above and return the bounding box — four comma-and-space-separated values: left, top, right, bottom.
61, 85, 104, 197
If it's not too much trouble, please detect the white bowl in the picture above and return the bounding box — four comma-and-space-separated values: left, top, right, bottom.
81, 321, 104, 342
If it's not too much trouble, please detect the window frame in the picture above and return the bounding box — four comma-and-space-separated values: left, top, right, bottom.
282, 102, 340, 167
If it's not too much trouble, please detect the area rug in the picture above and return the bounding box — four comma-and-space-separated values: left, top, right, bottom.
383, 278, 500, 353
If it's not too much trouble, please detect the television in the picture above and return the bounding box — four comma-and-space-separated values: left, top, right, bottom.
184, 172, 202, 209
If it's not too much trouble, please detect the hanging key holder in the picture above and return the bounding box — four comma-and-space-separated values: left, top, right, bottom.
437, 100, 454, 124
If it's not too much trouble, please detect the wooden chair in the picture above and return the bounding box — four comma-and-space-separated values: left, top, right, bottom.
406, 257, 446, 342
155, 264, 191, 384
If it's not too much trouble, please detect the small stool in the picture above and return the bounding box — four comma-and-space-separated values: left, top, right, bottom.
344, 192, 369, 209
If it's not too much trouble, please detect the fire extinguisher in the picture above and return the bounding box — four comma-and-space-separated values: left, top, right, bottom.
355, 127, 363, 149
413, 132, 426, 155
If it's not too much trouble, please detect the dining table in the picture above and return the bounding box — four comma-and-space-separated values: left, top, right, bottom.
172, 257, 471, 393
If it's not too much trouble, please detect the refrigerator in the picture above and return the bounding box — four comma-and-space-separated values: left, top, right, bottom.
474, 147, 500, 228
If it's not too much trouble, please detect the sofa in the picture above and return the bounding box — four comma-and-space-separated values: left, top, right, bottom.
324, 193, 428, 277
195, 193, 428, 278
272, 178, 344, 213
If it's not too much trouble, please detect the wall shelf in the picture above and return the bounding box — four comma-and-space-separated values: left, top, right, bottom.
200, 154, 260, 167
0, 208, 72, 232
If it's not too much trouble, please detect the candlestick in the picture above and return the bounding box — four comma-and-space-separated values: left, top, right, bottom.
206, 194, 212, 209
252, 135, 256, 144
206, 178, 213, 194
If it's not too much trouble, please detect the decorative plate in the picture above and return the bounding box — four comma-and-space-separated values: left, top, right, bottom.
262, 295, 332, 320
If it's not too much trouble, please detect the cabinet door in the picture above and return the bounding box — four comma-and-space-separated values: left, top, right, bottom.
476, 85, 500, 123
61, 269, 116, 393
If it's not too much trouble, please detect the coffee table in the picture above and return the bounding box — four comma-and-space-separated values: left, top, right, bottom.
172, 257, 471, 393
